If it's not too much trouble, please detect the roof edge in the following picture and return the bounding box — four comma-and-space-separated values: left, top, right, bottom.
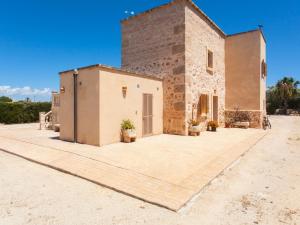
59, 64, 163, 82
227, 28, 267, 43
121, 0, 226, 37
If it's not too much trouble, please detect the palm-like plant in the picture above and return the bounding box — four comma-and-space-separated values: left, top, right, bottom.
275, 77, 300, 112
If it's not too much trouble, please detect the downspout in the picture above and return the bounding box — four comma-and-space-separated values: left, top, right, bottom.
73, 69, 79, 143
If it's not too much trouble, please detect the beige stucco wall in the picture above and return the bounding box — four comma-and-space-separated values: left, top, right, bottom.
225, 30, 262, 111
59, 69, 100, 146
59, 71, 75, 142
185, 4, 226, 127
225, 30, 267, 127
99, 69, 163, 146
76, 69, 100, 146
121, 1, 186, 135
260, 34, 267, 113
59, 66, 163, 147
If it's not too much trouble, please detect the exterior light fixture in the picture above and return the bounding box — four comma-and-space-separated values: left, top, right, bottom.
60, 86, 65, 93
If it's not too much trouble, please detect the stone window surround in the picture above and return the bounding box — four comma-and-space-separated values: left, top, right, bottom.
206, 47, 214, 73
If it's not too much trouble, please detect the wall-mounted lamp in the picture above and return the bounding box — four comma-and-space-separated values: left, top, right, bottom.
60, 86, 65, 93
122, 86, 127, 98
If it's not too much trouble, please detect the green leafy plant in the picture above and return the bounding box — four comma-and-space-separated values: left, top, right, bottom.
121, 119, 135, 130
0, 102, 51, 124
267, 76, 300, 114
188, 119, 200, 126
207, 120, 219, 128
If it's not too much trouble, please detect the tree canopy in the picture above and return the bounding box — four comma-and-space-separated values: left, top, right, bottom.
0, 96, 13, 103
267, 77, 300, 114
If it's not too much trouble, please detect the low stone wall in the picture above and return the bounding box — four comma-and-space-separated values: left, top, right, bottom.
225, 110, 263, 128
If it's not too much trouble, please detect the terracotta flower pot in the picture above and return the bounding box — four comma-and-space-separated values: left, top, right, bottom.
122, 129, 137, 143
188, 125, 201, 136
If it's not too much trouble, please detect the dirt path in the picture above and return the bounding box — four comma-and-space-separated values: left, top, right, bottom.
0, 116, 299, 225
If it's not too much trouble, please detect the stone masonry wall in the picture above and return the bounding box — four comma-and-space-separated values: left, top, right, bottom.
185, 4, 226, 127
225, 110, 263, 128
121, 1, 187, 134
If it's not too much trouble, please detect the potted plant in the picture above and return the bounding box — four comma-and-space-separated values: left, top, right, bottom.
207, 121, 219, 132
121, 119, 137, 143
188, 119, 201, 136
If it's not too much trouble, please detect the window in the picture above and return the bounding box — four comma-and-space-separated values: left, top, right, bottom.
261, 60, 267, 78
207, 49, 213, 71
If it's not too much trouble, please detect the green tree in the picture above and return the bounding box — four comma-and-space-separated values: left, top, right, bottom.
0, 96, 13, 103
275, 77, 299, 112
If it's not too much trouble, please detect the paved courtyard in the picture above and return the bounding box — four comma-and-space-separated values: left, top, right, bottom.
0, 116, 299, 224
0, 122, 266, 211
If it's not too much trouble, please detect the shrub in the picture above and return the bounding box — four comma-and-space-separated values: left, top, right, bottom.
0, 96, 13, 103
121, 119, 135, 130
0, 102, 51, 124
188, 119, 200, 126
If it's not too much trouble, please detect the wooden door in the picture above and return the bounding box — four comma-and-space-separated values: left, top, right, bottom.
143, 94, 153, 136
213, 96, 218, 122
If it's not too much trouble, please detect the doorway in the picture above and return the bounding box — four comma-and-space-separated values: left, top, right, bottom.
143, 94, 153, 136
213, 96, 218, 122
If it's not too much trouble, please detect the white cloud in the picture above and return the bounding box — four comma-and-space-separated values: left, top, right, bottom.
0, 85, 52, 97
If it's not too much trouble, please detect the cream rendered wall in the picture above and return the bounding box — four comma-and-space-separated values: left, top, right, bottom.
99, 69, 163, 146
260, 34, 267, 113
185, 4, 226, 126
59, 69, 100, 146
59, 72, 74, 142
76, 68, 100, 146
225, 30, 261, 110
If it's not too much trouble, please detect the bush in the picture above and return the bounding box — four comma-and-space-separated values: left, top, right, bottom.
0, 102, 51, 124
0, 96, 13, 103
121, 119, 135, 130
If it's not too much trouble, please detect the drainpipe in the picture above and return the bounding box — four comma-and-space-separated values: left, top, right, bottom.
73, 69, 79, 143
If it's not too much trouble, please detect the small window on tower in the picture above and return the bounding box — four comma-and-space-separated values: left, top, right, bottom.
207, 49, 213, 72
261, 60, 267, 78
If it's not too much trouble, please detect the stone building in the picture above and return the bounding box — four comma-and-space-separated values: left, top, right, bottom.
58, 0, 267, 146
122, 0, 266, 134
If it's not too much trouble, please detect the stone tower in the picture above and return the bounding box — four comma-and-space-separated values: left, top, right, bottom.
121, 0, 226, 135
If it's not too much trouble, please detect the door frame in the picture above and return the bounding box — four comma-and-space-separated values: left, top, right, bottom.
212, 95, 219, 123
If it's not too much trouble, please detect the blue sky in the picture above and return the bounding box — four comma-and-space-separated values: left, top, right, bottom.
0, 0, 299, 101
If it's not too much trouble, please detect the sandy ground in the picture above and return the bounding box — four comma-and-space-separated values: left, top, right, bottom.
0, 121, 266, 211
0, 116, 299, 225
